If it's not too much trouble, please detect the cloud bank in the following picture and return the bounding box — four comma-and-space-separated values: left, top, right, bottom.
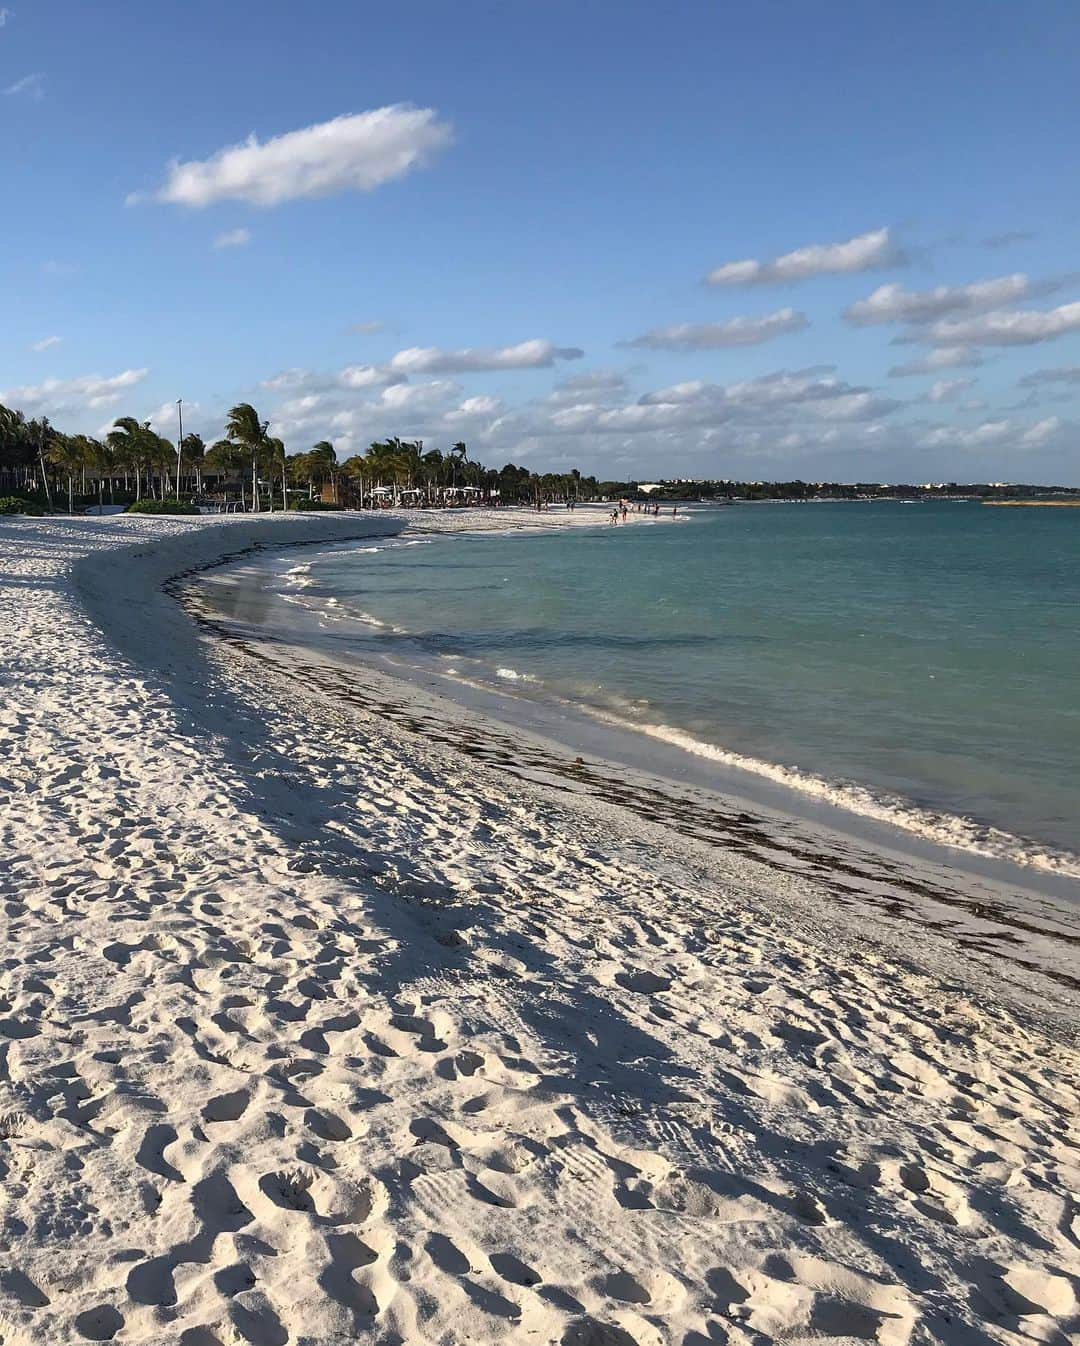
705, 228, 903, 287
928, 301, 1080, 347
1, 369, 148, 414
845, 274, 1037, 325
623, 309, 807, 351
888, 347, 985, 378
389, 339, 583, 374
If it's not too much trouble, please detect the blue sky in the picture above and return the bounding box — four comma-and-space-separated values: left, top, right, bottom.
3, 0, 1080, 482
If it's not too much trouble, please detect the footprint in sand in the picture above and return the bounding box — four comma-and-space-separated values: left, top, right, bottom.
304, 1106, 353, 1141
490, 1252, 542, 1287
614, 969, 672, 995
73, 1304, 124, 1341
202, 1088, 251, 1123
561, 1318, 640, 1346
597, 1268, 685, 1312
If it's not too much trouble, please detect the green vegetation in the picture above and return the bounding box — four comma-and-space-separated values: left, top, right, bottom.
1, 395, 603, 511
0, 496, 45, 516
126, 498, 200, 515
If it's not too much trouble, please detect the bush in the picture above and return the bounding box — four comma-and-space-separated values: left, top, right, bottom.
125, 498, 200, 516
0, 496, 45, 516
288, 499, 344, 511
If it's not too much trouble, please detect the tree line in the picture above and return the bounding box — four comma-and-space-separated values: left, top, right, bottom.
0, 399, 607, 511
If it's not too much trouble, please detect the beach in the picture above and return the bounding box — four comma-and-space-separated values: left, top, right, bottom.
1, 509, 1078, 1346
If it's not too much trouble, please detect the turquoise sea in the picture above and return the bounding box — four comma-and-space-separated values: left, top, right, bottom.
222, 502, 1080, 877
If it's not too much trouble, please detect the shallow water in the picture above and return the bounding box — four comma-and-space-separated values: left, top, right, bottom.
212, 502, 1080, 875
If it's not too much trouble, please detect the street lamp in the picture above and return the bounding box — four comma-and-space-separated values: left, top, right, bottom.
175, 398, 184, 499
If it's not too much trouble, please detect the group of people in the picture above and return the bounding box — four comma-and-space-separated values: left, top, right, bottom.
609, 499, 678, 524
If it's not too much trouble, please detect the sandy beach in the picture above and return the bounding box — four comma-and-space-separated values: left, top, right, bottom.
1, 509, 1078, 1346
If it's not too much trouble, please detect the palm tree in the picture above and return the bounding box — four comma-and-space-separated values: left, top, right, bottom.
264, 435, 287, 511
108, 417, 153, 499
205, 438, 247, 510
48, 432, 87, 513
224, 403, 269, 511
181, 433, 206, 497
307, 440, 337, 502
35, 416, 55, 508
85, 437, 116, 508
449, 440, 468, 488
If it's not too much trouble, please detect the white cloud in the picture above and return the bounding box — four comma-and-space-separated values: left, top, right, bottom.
261, 363, 403, 394
130, 105, 452, 208
261, 368, 318, 392
622, 308, 807, 350
389, 339, 583, 374
274, 393, 333, 427
926, 378, 975, 403
0, 368, 148, 414
444, 394, 505, 425
378, 380, 459, 411
30, 335, 62, 352
351, 319, 384, 334
889, 346, 985, 377
547, 368, 898, 437
547, 370, 628, 405
339, 363, 400, 389
1021, 416, 1063, 445
0, 9, 11, 28
213, 227, 251, 249
922, 416, 1068, 452
928, 301, 1080, 347
919, 420, 1012, 449
813, 392, 900, 422
705, 227, 903, 287
5, 72, 43, 99
844, 274, 1036, 325
148, 400, 202, 432
259, 350, 1065, 482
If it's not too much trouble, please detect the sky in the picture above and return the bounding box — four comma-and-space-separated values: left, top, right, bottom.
3, 0, 1080, 483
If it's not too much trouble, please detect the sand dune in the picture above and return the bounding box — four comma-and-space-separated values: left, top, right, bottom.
0, 512, 1077, 1346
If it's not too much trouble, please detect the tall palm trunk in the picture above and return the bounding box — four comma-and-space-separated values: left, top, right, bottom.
37, 436, 53, 509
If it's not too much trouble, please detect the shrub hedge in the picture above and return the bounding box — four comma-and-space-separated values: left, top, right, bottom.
125, 499, 201, 516
0, 496, 45, 516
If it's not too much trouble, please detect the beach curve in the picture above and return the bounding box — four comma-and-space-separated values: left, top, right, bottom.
1, 510, 1079, 1345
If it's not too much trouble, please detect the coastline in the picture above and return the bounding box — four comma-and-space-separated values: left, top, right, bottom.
2, 510, 1079, 1345
184, 521, 1080, 996
188, 508, 1080, 890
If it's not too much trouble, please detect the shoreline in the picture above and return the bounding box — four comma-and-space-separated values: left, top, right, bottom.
2, 511, 1079, 1344
194, 544, 1080, 889
184, 524, 1080, 978
182, 582, 1080, 1012
185, 510, 1080, 889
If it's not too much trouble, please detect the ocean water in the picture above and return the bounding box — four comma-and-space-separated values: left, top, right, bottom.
239, 502, 1080, 876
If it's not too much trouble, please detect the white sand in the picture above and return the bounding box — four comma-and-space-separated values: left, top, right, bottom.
0, 510, 1078, 1346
